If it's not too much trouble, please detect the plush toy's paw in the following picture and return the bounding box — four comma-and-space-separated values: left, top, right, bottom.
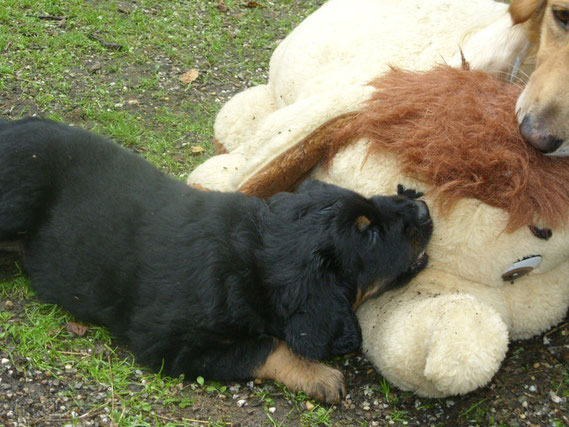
186, 153, 246, 192
359, 292, 509, 398
214, 84, 277, 153
421, 296, 509, 396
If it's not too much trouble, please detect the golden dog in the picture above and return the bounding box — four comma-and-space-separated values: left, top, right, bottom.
510, 0, 569, 155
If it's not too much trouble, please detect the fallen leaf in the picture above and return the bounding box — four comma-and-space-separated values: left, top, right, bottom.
215, 0, 227, 12
191, 146, 206, 154
89, 63, 102, 74
66, 321, 88, 336
179, 68, 199, 85
244, 1, 263, 7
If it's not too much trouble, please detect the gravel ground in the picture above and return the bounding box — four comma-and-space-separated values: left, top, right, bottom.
1, 1, 569, 425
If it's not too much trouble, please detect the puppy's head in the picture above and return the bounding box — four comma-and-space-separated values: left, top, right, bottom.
265, 180, 433, 360
510, 0, 569, 155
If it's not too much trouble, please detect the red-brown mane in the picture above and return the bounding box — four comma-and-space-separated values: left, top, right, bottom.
325, 66, 569, 231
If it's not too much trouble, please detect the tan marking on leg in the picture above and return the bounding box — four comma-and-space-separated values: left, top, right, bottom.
254, 341, 345, 403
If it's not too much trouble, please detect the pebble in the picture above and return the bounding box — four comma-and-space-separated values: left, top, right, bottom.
305, 401, 315, 411
1, 358, 9, 365
529, 385, 537, 393
550, 391, 563, 404
237, 399, 247, 408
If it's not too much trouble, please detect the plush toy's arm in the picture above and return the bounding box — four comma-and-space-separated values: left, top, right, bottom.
188, 85, 375, 196
358, 288, 509, 398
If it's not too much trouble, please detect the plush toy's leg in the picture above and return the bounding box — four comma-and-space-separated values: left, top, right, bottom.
214, 84, 277, 154
358, 291, 508, 398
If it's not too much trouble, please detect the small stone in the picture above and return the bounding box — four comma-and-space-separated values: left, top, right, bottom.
237, 399, 247, 408
529, 385, 537, 393
1, 358, 9, 365
550, 391, 563, 404
268, 407, 276, 414
305, 401, 315, 411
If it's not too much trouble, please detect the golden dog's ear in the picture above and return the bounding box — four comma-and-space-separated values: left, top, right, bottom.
509, 0, 545, 24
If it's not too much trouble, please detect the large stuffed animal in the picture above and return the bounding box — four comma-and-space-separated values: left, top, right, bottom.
186, 0, 569, 397
188, 64, 569, 397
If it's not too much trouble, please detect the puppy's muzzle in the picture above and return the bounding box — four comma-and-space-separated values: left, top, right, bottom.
412, 200, 430, 224
404, 199, 433, 272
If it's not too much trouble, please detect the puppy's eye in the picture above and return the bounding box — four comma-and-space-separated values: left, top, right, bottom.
553, 8, 569, 29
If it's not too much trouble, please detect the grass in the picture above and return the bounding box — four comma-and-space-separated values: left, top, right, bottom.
0, 0, 323, 175
1, 277, 198, 425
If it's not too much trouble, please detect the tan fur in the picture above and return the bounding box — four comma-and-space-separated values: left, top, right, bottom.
353, 282, 382, 310
510, 0, 569, 154
355, 215, 371, 232
509, 0, 546, 26
254, 341, 345, 403
238, 114, 356, 198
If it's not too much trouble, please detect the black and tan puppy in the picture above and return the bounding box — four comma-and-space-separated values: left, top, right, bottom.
0, 118, 432, 402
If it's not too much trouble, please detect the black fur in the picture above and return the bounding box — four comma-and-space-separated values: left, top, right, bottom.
0, 118, 432, 385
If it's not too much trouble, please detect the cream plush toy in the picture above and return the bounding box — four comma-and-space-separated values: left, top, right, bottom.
187, 1, 569, 397
189, 65, 569, 398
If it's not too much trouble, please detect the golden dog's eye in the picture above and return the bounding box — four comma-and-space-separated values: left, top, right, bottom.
553, 8, 569, 29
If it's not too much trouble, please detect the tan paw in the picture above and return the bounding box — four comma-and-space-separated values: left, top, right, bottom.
254, 341, 346, 403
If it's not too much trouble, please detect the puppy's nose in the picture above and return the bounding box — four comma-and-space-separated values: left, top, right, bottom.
412, 200, 430, 223
520, 116, 563, 154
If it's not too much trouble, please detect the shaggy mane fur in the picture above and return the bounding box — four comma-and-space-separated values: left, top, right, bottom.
325, 65, 569, 231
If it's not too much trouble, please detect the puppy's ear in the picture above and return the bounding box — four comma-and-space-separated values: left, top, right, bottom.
355, 215, 371, 232
509, 0, 544, 24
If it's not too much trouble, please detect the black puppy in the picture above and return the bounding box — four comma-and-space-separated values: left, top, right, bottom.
0, 118, 432, 402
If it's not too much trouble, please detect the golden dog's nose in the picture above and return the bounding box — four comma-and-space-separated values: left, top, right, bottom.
520, 116, 564, 154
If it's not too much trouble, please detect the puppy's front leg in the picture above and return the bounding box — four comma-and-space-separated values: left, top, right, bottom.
254, 341, 345, 403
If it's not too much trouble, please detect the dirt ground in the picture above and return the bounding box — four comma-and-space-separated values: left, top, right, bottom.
1, 1, 569, 426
